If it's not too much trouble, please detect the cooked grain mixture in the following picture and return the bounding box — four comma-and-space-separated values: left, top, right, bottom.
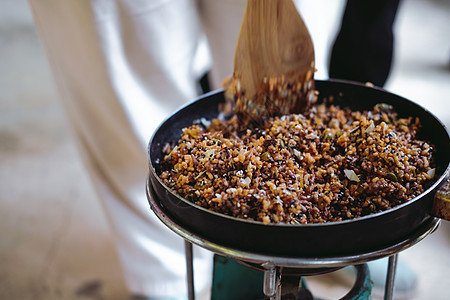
159, 102, 436, 224
223, 72, 314, 124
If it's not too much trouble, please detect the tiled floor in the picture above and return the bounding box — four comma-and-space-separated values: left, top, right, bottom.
0, 0, 449, 299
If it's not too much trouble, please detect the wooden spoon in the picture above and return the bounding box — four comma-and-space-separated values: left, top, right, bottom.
231, 0, 315, 122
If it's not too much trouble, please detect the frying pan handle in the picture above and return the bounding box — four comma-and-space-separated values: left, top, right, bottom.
433, 176, 450, 221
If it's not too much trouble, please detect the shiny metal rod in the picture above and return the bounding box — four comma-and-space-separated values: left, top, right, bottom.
384, 254, 398, 300
185, 241, 195, 300
263, 267, 277, 299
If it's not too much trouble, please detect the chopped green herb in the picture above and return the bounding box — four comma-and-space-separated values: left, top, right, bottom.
261, 152, 272, 162
385, 172, 398, 182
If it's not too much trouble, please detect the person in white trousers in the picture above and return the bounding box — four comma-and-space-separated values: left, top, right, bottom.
28, 0, 415, 299
28, 0, 246, 298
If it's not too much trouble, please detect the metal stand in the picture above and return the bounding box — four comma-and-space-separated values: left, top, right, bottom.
148, 192, 440, 300
181, 223, 436, 299
187, 249, 405, 300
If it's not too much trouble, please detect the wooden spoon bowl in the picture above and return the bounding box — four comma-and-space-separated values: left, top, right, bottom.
229, 0, 315, 122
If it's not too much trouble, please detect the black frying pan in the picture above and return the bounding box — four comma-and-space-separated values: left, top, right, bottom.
148, 79, 450, 257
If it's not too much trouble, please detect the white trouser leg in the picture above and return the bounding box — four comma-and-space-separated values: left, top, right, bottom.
198, 0, 246, 89
28, 0, 213, 297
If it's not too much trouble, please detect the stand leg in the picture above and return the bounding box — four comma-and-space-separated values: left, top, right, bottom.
384, 254, 398, 300
263, 266, 281, 300
185, 241, 195, 300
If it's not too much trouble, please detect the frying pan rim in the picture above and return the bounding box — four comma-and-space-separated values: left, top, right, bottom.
148, 79, 450, 228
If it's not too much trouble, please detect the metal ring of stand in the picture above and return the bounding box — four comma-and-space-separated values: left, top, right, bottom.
148, 183, 440, 300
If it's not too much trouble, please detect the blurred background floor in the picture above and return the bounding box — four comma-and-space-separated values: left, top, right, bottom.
0, 0, 449, 299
